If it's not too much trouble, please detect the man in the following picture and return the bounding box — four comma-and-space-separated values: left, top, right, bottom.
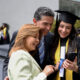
9, 7, 54, 69
32, 7, 54, 69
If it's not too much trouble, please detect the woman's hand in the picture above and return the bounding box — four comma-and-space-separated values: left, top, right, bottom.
43, 65, 55, 76
54, 62, 60, 71
62, 57, 78, 73
4, 76, 9, 80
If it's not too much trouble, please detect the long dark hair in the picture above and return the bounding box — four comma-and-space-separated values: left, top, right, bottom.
50, 20, 77, 60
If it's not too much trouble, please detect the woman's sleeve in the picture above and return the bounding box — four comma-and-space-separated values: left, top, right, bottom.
8, 52, 47, 80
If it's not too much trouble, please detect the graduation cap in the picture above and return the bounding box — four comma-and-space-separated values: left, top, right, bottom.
55, 10, 80, 25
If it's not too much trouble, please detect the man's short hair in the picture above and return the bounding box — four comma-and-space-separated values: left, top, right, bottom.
34, 7, 54, 21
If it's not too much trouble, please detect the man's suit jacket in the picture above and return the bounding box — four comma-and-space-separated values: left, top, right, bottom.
9, 31, 18, 52
8, 50, 47, 80
34, 32, 54, 69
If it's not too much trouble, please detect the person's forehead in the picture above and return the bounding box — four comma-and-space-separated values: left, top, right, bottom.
41, 15, 53, 19
60, 21, 72, 26
40, 16, 54, 21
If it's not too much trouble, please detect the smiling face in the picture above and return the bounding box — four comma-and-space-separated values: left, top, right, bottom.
58, 21, 72, 38
24, 33, 39, 52
33, 16, 54, 36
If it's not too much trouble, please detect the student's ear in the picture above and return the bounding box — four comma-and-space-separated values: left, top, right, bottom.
33, 18, 37, 25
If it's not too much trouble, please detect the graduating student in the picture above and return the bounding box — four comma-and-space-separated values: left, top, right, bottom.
48, 10, 80, 80
0, 23, 10, 44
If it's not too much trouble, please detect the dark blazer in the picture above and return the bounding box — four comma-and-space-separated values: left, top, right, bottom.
77, 36, 80, 80
8, 31, 18, 52
71, 36, 80, 80
34, 32, 54, 69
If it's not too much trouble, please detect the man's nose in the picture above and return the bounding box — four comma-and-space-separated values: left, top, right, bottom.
47, 25, 51, 30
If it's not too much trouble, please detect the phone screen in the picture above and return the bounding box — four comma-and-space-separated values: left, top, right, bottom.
66, 53, 77, 61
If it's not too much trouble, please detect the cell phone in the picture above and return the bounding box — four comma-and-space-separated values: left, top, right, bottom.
66, 53, 77, 61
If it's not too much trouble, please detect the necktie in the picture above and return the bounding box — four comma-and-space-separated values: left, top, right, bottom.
38, 37, 45, 64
